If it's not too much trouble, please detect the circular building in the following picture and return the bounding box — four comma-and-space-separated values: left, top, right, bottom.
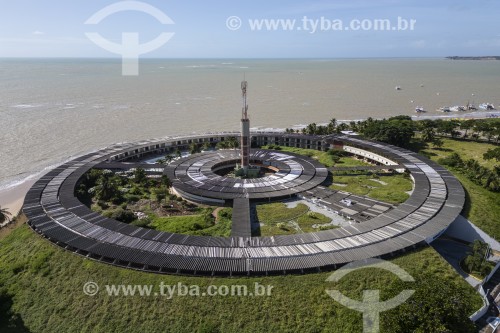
23, 130, 465, 276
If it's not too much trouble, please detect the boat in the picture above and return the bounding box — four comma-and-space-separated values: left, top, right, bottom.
395, 86, 402, 90
450, 106, 466, 112
466, 101, 477, 110
415, 106, 426, 113
437, 107, 451, 112
479, 103, 495, 110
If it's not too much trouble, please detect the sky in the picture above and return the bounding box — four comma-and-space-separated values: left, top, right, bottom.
0, 0, 499, 58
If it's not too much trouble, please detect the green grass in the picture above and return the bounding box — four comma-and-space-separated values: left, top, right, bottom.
420, 137, 498, 169
149, 208, 232, 237
256, 203, 309, 224
0, 225, 482, 333
336, 156, 371, 167
262, 145, 371, 168
150, 214, 209, 233
330, 172, 413, 204
256, 203, 337, 236
442, 171, 499, 241
418, 138, 500, 241
297, 212, 337, 233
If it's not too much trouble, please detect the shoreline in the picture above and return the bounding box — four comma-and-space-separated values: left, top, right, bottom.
0, 178, 36, 225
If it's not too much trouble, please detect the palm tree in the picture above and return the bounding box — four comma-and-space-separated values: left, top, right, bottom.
0, 206, 13, 224
94, 174, 120, 201
161, 175, 172, 191
165, 155, 173, 164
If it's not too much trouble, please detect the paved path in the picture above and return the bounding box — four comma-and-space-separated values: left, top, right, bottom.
445, 215, 500, 254
431, 238, 481, 288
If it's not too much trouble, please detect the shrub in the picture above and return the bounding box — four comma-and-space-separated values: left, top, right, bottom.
104, 208, 136, 224
131, 218, 151, 228
438, 152, 463, 168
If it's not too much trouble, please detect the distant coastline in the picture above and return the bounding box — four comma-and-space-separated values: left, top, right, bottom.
447, 56, 500, 60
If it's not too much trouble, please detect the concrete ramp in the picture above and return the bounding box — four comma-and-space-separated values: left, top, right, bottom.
231, 198, 252, 237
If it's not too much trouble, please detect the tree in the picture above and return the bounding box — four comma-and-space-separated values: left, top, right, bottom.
421, 127, 436, 143
327, 118, 337, 134
383, 273, 478, 333
0, 206, 12, 224
483, 147, 500, 162
202, 142, 211, 151
153, 187, 167, 205
161, 175, 172, 190
133, 167, 147, 184
189, 143, 201, 155
91, 171, 121, 202
432, 138, 444, 149
460, 119, 475, 138
165, 155, 173, 164
360, 116, 415, 148
155, 158, 166, 165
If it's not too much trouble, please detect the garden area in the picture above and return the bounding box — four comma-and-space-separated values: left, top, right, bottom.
76, 167, 231, 237
330, 171, 413, 204
255, 202, 338, 236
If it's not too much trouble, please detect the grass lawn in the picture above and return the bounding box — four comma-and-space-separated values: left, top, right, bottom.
330, 172, 413, 204
420, 137, 498, 169
442, 171, 499, 241
149, 208, 232, 237
0, 224, 482, 333
256, 203, 336, 236
417, 138, 500, 241
256, 203, 309, 224
297, 212, 338, 233
262, 145, 371, 168
150, 214, 209, 233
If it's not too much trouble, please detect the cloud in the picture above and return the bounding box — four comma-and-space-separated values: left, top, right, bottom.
32, 31, 45, 36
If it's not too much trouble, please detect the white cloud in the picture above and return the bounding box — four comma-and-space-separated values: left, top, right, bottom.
32, 31, 45, 36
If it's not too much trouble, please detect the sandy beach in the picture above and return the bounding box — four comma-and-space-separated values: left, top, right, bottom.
0, 178, 37, 223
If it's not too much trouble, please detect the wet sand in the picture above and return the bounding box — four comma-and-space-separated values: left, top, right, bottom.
0, 178, 37, 224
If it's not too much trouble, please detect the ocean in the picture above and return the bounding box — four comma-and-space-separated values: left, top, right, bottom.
1, 58, 499, 191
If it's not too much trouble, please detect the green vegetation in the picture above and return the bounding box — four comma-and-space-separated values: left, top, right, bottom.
330, 172, 413, 204
297, 211, 338, 233
261, 145, 370, 168
298, 117, 500, 240
216, 136, 239, 149
256, 203, 309, 223
484, 146, 500, 162
0, 225, 482, 333
419, 136, 499, 169
418, 137, 500, 239
77, 168, 232, 237
460, 240, 495, 279
262, 145, 412, 204
0, 206, 13, 224
150, 208, 232, 237
256, 203, 336, 236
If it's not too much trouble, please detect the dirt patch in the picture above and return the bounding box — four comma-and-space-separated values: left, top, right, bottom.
0, 213, 28, 240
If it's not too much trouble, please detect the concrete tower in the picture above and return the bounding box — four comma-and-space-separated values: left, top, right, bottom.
240, 80, 250, 172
